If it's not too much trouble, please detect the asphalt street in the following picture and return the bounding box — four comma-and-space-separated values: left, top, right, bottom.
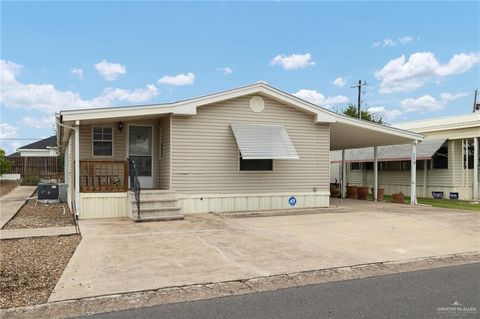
77, 263, 480, 319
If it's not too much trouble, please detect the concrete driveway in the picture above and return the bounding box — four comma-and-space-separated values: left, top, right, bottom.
49, 200, 479, 302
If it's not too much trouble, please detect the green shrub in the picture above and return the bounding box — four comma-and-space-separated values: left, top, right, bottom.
21, 176, 40, 186
0, 149, 12, 176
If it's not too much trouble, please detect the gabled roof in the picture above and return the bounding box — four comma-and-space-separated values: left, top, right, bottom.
59, 81, 338, 124
57, 82, 423, 149
17, 136, 57, 150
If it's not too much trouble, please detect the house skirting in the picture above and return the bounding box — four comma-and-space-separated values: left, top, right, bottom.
79, 193, 129, 219
176, 192, 330, 214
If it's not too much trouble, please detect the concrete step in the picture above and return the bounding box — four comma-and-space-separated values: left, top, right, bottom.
128, 191, 177, 201
130, 199, 178, 209
132, 207, 182, 214
132, 214, 184, 222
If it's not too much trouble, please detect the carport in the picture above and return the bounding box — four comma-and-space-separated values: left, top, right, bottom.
328, 114, 424, 204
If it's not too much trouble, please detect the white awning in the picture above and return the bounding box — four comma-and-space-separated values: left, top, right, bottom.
231, 123, 299, 160
331, 138, 447, 163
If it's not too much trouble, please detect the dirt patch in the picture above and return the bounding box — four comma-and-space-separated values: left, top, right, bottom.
3, 197, 75, 230
0, 235, 81, 309
0, 181, 20, 197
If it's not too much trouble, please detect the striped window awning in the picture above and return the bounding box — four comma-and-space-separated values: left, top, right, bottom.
230, 123, 299, 160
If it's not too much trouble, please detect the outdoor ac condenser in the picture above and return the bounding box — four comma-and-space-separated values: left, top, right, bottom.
38, 183, 59, 201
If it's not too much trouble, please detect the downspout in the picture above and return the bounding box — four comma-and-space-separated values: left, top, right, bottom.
56, 119, 80, 217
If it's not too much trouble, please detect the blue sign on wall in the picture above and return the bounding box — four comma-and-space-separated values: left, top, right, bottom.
288, 196, 297, 206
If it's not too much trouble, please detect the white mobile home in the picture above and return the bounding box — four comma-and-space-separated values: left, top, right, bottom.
57, 82, 422, 220
332, 112, 479, 200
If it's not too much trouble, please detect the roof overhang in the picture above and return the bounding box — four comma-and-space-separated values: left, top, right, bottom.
329, 116, 424, 151
56, 82, 423, 150
331, 138, 446, 163
58, 82, 337, 124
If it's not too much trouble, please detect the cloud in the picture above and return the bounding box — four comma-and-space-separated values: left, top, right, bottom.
440, 92, 469, 102
293, 89, 349, 108
217, 67, 233, 75
375, 52, 480, 94
400, 95, 443, 112
367, 106, 403, 121
158, 72, 195, 86
270, 53, 315, 70
373, 35, 414, 48
21, 116, 54, 129
398, 36, 413, 45
332, 77, 347, 88
71, 68, 84, 79
94, 60, 127, 81
1, 59, 158, 114
0, 123, 21, 154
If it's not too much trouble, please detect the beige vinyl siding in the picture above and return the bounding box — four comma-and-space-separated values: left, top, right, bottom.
343, 139, 478, 199
171, 95, 330, 194
157, 115, 171, 189
79, 123, 126, 160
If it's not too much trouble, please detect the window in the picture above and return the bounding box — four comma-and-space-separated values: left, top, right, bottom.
464, 141, 474, 169
92, 127, 113, 156
239, 157, 273, 171
432, 142, 448, 169
350, 163, 360, 170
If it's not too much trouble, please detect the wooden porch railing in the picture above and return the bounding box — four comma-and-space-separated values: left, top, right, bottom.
80, 160, 128, 192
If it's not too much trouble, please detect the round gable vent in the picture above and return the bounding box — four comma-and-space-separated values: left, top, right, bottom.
250, 96, 265, 113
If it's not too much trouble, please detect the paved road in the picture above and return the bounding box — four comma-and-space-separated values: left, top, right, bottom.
78, 263, 480, 319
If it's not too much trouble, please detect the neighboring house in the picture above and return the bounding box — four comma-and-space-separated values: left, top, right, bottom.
331, 112, 479, 200
14, 136, 58, 157
56, 82, 422, 220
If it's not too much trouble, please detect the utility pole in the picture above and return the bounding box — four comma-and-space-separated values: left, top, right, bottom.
351, 80, 367, 119
473, 89, 479, 113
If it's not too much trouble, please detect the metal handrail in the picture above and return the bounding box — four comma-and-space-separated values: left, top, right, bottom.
128, 158, 141, 219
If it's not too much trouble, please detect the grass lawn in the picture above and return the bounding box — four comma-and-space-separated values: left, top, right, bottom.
378, 194, 480, 212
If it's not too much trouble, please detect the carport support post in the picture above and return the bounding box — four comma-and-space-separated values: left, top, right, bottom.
373, 146, 378, 202
474, 137, 478, 200
410, 141, 417, 205
341, 150, 346, 199
75, 120, 80, 216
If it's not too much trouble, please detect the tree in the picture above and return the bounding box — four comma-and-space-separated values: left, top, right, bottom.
342, 104, 384, 124
0, 149, 13, 176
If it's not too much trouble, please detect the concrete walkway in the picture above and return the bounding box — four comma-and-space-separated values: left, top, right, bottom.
0, 226, 77, 240
0, 186, 36, 229
50, 203, 479, 302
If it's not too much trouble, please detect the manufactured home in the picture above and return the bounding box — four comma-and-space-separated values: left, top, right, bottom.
57, 82, 422, 221
331, 112, 479, 200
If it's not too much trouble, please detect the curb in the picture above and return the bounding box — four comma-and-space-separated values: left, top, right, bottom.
1, 251, 479, 319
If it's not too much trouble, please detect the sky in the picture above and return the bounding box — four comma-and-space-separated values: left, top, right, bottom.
1, 1, 479, 154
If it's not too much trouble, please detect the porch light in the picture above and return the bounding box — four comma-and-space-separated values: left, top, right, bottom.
118, 122, 123, 131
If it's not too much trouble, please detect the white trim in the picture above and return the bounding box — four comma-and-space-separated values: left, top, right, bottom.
91, 125, 114, 158
58, 82, 422, 143
127, 124, 155, 188
474, 137, 478, 200
169, 114, 173, 190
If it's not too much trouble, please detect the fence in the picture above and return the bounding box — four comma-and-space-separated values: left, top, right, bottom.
5, 156, 63, 176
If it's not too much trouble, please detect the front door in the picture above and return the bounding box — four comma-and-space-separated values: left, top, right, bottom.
128, 125, 154, 188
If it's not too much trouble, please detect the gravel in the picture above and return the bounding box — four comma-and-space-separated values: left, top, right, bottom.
3, 197, 75, 230
0, 181, 20, 197
0, 235, 81, 309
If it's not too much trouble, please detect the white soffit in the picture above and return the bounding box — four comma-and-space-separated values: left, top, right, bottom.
231, 123, 299, 160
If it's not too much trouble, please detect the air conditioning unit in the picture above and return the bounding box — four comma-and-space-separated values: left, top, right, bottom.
38, 183, 59, 202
